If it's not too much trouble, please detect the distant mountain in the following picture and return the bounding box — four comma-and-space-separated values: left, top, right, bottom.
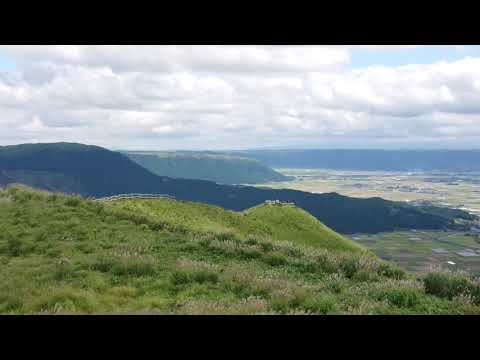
124, 151, 290, 184
0, 143, 476, 234
225, 149, 480, 172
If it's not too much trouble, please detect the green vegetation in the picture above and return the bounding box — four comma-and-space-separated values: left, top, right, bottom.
1, 185, 479, 315
109, 197, 363, 253
125, 152, 290, 184
1, 142, 473, 234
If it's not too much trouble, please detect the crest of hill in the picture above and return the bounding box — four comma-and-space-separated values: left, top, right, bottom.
108, 197, 364, 253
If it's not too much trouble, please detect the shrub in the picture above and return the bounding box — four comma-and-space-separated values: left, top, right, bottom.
34, 289, 97, 313
259, 242, 274, 252
352, 269, 379, 283
91, 256, 118, 273
269, 296, 290, 314
6, 237, 24, 257
215, 233, 236, 242
34, 231, 48, 242
64, 197, 82, 207
424, 272, 480, 304
382, 288, 421, 308
301, 295, 338, 315
269, 290, 337, 315
191, 270, 219, 284
245, 237, 259, 246
341, 258, 359, 279
111, 260, 156, 277
238, 249, 262, 260
170, 270, 219, 286
171, 271, 191, 286
378, 263, 406, 280
263, 253, 287, 267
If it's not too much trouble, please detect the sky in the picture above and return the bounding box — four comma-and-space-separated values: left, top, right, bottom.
1, 45, 480, 150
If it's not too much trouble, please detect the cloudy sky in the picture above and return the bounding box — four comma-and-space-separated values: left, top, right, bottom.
1, 45, 480, 150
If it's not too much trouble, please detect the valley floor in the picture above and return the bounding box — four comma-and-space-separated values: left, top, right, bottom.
350, 231, 480, 276
258, 169, 480, 276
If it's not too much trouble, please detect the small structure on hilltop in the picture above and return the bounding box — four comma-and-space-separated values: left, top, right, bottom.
265, 200, 295, 207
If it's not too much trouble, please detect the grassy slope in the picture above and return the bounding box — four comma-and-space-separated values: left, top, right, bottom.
108, 198, 363, 253
244, 205, 364, 253
1, 185, 480, 315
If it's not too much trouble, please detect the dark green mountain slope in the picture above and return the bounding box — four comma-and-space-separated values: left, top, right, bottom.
0, 143, 475, 234
124, 151, 289, 184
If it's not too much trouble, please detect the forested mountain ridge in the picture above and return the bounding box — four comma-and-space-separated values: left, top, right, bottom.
124, 151, 290, 184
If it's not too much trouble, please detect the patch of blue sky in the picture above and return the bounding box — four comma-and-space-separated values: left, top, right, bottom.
0, 52, 16, 71
348, 45, 480, 69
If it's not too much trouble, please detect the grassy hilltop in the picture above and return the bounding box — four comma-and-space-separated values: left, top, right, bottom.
1, 185, 480, 315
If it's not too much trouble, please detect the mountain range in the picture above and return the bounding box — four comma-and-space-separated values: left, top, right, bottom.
223, 149, 480, 172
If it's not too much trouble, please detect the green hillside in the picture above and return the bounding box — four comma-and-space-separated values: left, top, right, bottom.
125, 152, 290, 184
108, 198, 363, 253
244, 205, 363, 253
1, 185, 480, 315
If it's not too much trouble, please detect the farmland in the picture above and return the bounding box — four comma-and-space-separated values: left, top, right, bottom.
257, 169, 480, 275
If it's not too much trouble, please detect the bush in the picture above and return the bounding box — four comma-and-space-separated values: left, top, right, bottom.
269, 290, 338, 315
111, 260, 156, 277
34, 289, 97, 313
382, 288, 421, 308
341, 258, 360, 279
259, 242, 274, 252
171, 269, 219, 287
171, 271, 191, 286
64, 197, 82, 207
6, 237, 25, 257
269, 297, 290, 314
91, 256, 118, 273
424, 272, 480, 304
263, 253, 287, 267
301, 295, 338, 314
238, 249, 262, 260
378, 263, 406, 280
191, 270, 219, 284
352, 269, 379, 283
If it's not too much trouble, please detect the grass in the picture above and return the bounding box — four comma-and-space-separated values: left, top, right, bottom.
1, 184, 480, 314
109, 198, 364, 253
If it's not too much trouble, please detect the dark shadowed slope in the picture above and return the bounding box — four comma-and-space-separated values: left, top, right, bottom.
0, 143, 475, 234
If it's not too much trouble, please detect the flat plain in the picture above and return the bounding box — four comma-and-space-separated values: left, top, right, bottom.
257, 169, 480, 275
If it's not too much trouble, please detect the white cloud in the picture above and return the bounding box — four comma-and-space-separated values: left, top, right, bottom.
1, 45, 480, 149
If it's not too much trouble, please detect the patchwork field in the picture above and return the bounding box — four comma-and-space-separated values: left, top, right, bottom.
257, 169, 480, 217
349, 231, 480, 276
257, 169, 480, 276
